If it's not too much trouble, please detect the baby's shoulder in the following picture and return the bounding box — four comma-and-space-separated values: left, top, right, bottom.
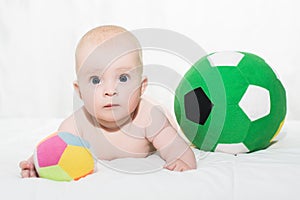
138, 98, 168, 120
136, 98, 170, 137
57, 107, 84, 136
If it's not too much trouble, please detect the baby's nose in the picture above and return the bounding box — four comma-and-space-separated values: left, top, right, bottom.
103, 81, 117, 97
104, 89, 117, 97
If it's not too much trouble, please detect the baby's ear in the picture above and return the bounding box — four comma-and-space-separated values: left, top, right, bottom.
73, 81, 82, 99
140, 76, 148, 95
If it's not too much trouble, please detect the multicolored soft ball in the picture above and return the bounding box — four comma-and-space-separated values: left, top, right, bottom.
33, 132, 95, 181
174, 51, 286, 154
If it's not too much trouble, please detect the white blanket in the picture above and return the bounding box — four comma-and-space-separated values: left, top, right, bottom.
1, 118, 300, 200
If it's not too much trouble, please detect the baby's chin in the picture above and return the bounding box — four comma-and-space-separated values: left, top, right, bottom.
94, 113, 132, 127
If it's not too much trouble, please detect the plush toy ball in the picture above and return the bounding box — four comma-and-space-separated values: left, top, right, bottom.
33, 132, 95, 181
174, 51, 286, 154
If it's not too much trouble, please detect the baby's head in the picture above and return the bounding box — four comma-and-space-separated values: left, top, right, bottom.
75, 25, 143, 73
74, 25, 147, 127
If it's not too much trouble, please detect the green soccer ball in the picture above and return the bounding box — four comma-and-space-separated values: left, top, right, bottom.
174, 51, 286, 154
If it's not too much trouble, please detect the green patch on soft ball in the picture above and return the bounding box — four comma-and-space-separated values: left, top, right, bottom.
174, 51, 286, 154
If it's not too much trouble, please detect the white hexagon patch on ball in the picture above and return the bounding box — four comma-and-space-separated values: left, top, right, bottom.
239, 85, 271, 121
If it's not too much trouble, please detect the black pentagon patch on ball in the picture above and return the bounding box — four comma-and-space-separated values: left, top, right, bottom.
184, 87, 213, 125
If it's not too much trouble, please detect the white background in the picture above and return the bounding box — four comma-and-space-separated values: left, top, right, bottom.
0, 0, 299, 120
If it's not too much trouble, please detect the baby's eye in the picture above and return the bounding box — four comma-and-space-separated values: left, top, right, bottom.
90, 76, 101, 85
119, 74, 130, 83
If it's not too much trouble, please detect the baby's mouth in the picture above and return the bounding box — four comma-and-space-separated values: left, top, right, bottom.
103, 104, 120, 108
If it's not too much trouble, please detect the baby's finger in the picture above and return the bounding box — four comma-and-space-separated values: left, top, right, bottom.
164, 163, 176, 171
180, 166, 188, 172
19, 161, 30, 170
30, 169, 38, 177
21, 169, 30, 178
173, 164, 183, 172
28, 162, 36, 170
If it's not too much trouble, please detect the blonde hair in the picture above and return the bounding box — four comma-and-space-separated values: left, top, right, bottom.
75, 25, 143, 73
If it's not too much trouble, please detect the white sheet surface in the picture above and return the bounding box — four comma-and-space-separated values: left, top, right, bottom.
1, 119, 300, 200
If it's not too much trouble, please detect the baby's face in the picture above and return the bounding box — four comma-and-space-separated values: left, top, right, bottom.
76, 49, 145, 124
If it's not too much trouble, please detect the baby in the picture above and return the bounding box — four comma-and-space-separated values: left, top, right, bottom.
19, 25, 196, 178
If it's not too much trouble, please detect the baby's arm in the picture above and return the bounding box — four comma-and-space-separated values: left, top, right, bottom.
146, 107, 196, 171
19, 113, 78, 178
150, 126, 196, 171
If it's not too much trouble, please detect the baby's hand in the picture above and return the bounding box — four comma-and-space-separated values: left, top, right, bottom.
164, 159, 193, 172
19, 157, 38, 178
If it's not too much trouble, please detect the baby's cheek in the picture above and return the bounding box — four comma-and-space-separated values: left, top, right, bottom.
81, 88, 99, 115
127, 88, 142, 113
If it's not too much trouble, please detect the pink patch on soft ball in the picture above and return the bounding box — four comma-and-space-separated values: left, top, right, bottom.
37, 135, 67, 167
